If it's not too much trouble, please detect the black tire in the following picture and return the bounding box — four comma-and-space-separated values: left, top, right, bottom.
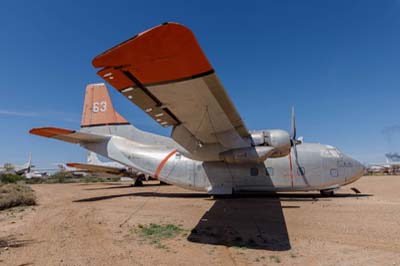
133, 178, 144, 187
320, 190, 335, 197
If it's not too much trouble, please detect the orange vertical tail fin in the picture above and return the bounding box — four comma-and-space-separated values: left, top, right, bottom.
81, 83, 129, 128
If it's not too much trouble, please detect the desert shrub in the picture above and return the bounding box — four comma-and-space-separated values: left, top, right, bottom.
25, 173, 120, 184
0, 174, 23, 183
0, 183, 36, 210
136, 223, 184, 248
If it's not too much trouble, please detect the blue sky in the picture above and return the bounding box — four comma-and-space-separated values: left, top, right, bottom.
1, 0, 400, 167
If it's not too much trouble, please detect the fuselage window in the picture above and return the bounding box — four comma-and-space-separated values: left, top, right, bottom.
297, 167, 305, 176
250, 167, 259, 176
266, 167, 274, 176
330, 168, 338, 177
175, 153, 182, 159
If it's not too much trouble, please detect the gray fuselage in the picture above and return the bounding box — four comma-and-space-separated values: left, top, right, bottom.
81, 125, 364, 195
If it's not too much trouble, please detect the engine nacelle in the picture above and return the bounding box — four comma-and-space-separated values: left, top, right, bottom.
264, 129, 291, 157
220, 146, 275, 164
251, 129, 291, 158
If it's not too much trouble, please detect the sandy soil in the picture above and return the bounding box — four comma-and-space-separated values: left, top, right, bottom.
0, 175, 399, 266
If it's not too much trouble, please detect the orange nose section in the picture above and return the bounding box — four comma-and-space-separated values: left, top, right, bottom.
81, 83, 128, 128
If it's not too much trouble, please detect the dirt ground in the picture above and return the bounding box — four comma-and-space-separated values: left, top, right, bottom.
0, 175, 399, 266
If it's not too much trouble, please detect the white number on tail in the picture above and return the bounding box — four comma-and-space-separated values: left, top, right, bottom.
93, 101, 107, 113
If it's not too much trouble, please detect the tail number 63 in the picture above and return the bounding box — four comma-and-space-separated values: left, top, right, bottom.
93, 101, 107, 113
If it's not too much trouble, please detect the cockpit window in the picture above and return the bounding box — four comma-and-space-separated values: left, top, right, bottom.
321, 147, 342, 158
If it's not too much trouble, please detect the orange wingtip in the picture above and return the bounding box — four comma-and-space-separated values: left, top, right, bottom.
29, 127, 75, 138
92, 22, 213, 89
66, 163, 78, 167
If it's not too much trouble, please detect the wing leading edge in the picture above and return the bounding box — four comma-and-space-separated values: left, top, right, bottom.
92, 22, 251, 161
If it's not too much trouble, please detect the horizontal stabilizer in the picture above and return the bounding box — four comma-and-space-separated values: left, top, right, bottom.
29, 127, 109, 144
66, 163, 124, 175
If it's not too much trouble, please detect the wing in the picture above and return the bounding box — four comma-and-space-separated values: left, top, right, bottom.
66, 163, 124, 175
29, 127, 109, 144
92, 22, 251, 161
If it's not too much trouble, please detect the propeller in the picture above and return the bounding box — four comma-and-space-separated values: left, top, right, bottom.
290, 106, 296, 142
290, 107, 308, 183
290, 106, 301, 147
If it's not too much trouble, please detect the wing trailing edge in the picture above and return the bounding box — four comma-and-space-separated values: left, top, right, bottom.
66, 163, 124, 175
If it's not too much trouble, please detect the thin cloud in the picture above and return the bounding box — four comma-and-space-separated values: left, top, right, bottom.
0, 109, 80, 123
0, 110, 39, 117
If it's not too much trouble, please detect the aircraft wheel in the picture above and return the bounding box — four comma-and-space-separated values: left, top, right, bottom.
320, 189, 335, 197
133, 176, 144, 187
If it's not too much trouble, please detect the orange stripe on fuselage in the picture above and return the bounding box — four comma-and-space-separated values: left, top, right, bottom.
288, 152, 294, 188
154, 150, 177, 179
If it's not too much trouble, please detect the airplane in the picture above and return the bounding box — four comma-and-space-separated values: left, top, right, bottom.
366, 153, 400, 175
30, 22, 364, 196
66, 151, 149, 186
54, 163, 88, 177
0, 153, 32, 176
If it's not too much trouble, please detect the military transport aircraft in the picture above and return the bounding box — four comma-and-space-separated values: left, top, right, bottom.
30, 22, 364, 196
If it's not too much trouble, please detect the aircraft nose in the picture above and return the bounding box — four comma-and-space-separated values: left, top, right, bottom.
348, 157, 365, 182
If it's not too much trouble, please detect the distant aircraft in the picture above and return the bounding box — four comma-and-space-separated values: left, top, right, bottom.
53, 163, 88, 177
30, 22, 364, 196
66, 151, 149, 186
367, 153, 400, 175
0, 153, 32, 175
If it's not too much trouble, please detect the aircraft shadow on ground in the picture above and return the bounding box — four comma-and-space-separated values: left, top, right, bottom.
74, 189, 373, 202
74, 188, 372, 251
187, 198, 291, 251
0, 235, 36, 248
74, 191, 210, 202
277, 193, 373, 202
83, 184, 162, 191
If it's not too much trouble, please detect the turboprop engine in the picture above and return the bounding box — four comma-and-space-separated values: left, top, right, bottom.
253, 129, 292, 158
220, 108, 299, 164
219, 130, 292, 164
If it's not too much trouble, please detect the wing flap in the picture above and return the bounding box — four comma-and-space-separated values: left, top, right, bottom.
121, 86, 179, 127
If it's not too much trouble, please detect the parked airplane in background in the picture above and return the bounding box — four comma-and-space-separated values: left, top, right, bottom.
0, 153, 32, 176
30, 22, 364, 196
67, 151, 149, 186
366, 153, 400, 175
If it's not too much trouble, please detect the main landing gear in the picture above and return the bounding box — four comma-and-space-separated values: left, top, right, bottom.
320, 189, 335, 197
132, 174, 145, 187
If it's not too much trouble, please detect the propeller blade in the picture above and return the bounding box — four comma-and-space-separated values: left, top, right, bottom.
289, 106, 308, 184
290, 106, 296, 140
